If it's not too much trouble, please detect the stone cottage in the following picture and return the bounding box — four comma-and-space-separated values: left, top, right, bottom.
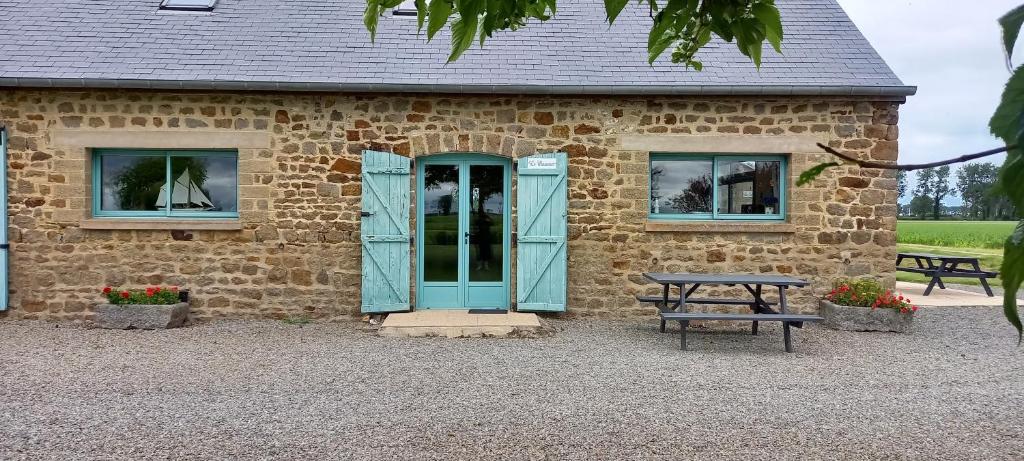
0, 0, 913, 320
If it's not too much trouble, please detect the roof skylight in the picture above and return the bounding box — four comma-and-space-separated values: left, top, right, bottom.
159, 0, 217, 11
393, 0, 417, 16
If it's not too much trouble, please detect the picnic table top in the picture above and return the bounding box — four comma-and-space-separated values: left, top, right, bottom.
897, 252, 980, 262
642, 272, 810, 287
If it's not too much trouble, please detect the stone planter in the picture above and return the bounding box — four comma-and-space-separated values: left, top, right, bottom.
93, 303, 190, 330
819, 299, 914, 333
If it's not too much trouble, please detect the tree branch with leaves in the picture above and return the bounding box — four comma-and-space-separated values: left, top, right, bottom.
364, 0, 784, 68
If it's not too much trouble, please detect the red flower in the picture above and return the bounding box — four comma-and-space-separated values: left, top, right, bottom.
120, 291, 130, 299
102, 286, 112, 295
912, 306, 918, 312
170, 286, 179, 293
145, 287, 155, 297
153, 286, 161, 293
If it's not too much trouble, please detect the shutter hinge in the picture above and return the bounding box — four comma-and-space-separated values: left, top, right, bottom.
360, 211, 373, 217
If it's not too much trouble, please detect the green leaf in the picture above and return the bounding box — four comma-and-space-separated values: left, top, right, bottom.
604, 0, 630, 23
991, 65, 1024, 208
364, 0, 383, 42
746, 40, 763, 68
991, 65, 1024, 142
426, 0, 453, 40
751, 2, 783, 53
1002, 152, 1024, 214
648, 36, 675, 64
416, 0, 427, 30
796, 162, 840, 186
1001, 4, 1024, 65
1002, 221, 1024, 343
447, 15, 479, 62
364, 0, 404, 41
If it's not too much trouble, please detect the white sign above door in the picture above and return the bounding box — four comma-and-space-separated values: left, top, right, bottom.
526, 158, 557, 170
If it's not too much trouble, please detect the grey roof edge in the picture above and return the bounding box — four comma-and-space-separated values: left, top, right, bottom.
0, 78, 917, 98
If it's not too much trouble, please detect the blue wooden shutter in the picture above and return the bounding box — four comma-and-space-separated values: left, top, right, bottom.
516, 152, 568, 312
360, 150, 411, 313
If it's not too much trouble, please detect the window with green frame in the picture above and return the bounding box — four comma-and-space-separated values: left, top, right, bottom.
649, 154, 787, 221
92, 149, 239, 219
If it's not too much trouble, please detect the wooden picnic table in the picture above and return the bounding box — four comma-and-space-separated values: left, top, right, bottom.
638, 272, 822, 353
895, 252, 997, 297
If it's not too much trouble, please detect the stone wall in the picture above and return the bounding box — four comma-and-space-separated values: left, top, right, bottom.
0, 89, 901, 320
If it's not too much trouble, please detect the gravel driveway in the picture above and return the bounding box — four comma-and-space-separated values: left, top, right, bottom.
2, 307, 1023, 460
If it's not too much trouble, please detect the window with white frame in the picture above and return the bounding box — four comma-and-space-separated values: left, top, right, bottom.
92, 149, 239, 219
649, 154, 786, 220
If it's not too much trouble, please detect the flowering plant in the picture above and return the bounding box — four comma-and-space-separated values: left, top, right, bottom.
824, 279, 917, 314
102, 286, 181, 305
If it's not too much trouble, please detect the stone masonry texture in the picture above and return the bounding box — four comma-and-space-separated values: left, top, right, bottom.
0, 90, 901, 321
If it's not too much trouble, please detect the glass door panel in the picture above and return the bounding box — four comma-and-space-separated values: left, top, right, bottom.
422, 164, 459, 282
468, 165, 504, 282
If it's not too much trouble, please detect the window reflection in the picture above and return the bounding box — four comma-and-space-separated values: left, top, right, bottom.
422, 164, 459, 282
469, 165, 503, 282
98, 151, 238, 216
166, 156, 237, 212
101, 155, 165, 211
716, 160, 781, 215
650, 159, 713, 215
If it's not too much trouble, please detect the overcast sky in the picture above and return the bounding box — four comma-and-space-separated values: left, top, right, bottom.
836, 0, 1019, 204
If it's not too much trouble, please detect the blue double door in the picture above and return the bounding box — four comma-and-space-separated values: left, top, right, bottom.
417, 155, 511, 309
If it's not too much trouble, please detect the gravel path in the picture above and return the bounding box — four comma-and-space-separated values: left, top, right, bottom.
2, 308, 1023, 460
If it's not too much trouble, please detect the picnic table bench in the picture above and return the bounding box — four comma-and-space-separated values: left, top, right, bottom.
896, 252, 998, 297
638, 273, 823, 353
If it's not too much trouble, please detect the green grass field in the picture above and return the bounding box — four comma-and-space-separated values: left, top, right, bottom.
896, 220, 1013, 287
896, 220, 1015, 249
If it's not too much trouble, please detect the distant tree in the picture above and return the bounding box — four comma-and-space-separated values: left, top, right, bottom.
115, 157, 208, 210
667, 175, 713, 213
991, 194, 1018, 220
910, 195, 933, 220
913, 166, 953, 220
956, 162, 1000, 219
897, 170, 908, 203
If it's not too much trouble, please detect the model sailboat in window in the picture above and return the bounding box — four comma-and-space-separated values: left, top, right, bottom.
155, 168, 216, 211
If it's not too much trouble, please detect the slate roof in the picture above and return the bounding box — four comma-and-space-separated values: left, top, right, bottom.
0, 0, 915, 96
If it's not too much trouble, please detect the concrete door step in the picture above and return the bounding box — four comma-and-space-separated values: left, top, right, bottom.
378, 310, 546, 338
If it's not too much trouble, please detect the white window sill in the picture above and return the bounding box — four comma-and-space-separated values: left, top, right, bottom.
80, 219, 242, 231
645, 220, 795, 233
